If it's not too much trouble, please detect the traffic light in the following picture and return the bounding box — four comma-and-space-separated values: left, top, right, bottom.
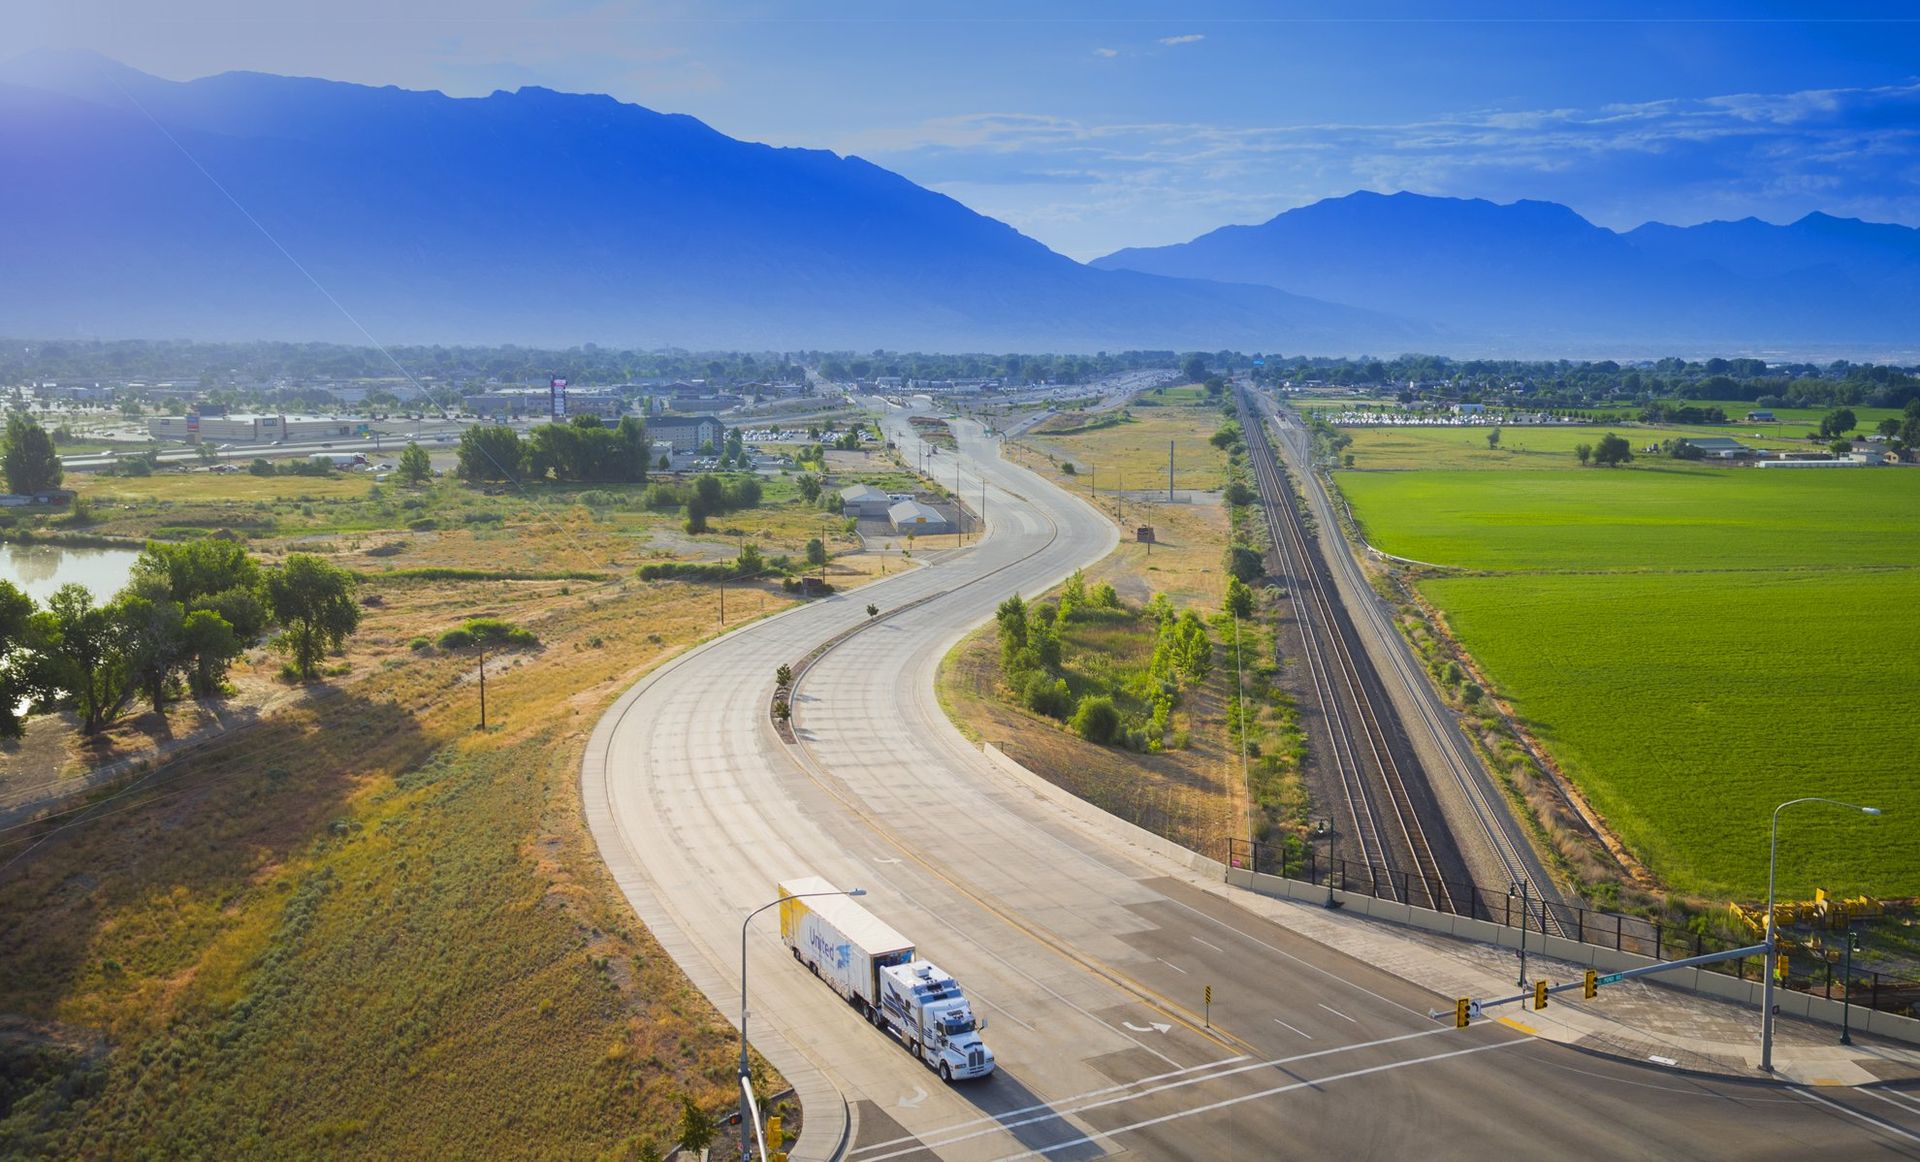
1533, 980, 1548, 1010
1454, 997, 1471, 1028
1583, 969, 1597, 999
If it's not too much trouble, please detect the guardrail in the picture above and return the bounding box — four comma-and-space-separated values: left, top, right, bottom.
1223, 837, 1920, 1019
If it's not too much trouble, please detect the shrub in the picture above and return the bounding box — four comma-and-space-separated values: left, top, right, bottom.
405, 518, 439, 531
1022, 672, 1075, 720
408, 636, 432, 652
1071, 695, 1121, 743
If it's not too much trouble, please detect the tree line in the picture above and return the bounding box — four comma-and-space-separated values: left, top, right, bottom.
456, 415, 651, 484
0, 541, 360, 737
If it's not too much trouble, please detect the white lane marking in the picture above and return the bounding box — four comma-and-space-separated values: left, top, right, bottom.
856, 1025, 1463, 1161
898, 1085, 927, 1109
987, 1040, 1522, 1160
1272, 1017, 1312, 1039
1122, 1020, 1173, 1034
1863, 1087, 1920, 1118
1318, 1003, 1357, 1023
848, 1054, 1252, 1156
1158, 957, 1189, 974
1791, 1087, 1920, 1144
873, 856, 902, 864
1191, 936, 1224, 953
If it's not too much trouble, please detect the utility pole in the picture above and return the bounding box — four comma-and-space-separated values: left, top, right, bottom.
476, 645, 487, 729
1168, 440, 1175, 502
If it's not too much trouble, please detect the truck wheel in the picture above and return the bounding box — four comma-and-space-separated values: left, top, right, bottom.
939, 1063, 952, 1082
910, 1040, 921, 1061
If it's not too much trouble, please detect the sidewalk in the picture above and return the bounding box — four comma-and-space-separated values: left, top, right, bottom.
1205, 875, 1920, 1087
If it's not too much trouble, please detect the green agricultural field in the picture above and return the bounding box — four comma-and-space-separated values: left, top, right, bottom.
1341, 468, 1920, 572
1340, 423, 1821, 471
1423, 569, 1920, 898
1339, 462, 1920, 898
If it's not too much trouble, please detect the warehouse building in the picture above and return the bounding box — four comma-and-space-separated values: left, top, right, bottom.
888, 498, 951, 535
148, 413, 361, 444
840, 483, 893, 518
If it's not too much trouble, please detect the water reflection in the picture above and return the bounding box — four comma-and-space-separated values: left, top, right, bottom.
0, 544, 141, 606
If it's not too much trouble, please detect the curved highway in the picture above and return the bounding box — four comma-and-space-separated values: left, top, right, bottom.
585, 411, 1919, 1160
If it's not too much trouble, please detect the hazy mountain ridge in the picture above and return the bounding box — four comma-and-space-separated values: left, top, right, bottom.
1093, 190, 1920, 351
0, 51, 1417, 353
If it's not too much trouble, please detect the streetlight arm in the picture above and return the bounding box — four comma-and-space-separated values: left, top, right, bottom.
738, 887, 865, 1160
1760, 796, 1881, 1073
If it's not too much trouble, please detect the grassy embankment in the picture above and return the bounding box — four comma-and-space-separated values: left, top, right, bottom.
0, 462, 908, 1157
1332, 446, 1920, 902
940, 388, 1307, 856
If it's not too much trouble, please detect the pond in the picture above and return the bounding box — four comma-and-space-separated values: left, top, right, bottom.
0, 543, 141, 606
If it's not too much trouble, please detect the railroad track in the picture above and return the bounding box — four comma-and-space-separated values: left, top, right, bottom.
1246, 389, 1570, 938
1237, 390, 1454, 914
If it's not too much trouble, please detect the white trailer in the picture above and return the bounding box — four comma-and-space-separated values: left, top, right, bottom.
777, 877, 995, 1081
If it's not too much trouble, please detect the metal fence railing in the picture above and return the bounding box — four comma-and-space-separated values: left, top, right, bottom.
1222, 837, 1920, 1019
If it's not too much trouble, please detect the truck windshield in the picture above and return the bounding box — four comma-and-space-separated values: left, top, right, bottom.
941, 1012, 976, 1035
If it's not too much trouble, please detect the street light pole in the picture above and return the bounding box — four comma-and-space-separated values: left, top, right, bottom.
1841, 930, 1861, 1046
739, 887, 866, 1161
1510, 880, 1529, 987
1761, 796, 1882, 1072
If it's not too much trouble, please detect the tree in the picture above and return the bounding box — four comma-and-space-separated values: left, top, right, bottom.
1574, 442, 1592, 467
1224, 544, 1263, 583
25, 584, 134, 734
1181, 354, 1208, 384
1819, 407, 1857, 438
4, 413, 62, 494
1071, 695, 1120, 743
865, 603, 879, 618
180, 609, 242, 696
1878, 417, 1903, 439
1224, 576, 1254, 619
805, 538, 827, 568
397, 441, 432, 484
265, 554, 361, 680
117, 593, 187, 714
0, 581, 36, 738
1592, 432, 1633, 468
774, 664, 793, 689
1829, 438, 1854, 458
456, 424, 525, 482
1486, 426, 1501, 450
796, 473, 823, 503
677, 1096, 716, 1154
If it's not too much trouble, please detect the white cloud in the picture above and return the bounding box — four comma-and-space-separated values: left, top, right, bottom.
838, 80, 1920, 258
1158, 34, 1204, 47
1092, 47, 1119, 58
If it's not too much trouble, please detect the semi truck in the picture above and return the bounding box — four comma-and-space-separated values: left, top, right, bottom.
310, 451, 369, 468
777, 877, 995, 1081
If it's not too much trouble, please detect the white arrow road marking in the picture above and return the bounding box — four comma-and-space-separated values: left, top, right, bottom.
1122, 1021, 1173, 1034
898, 1085, 928, 1109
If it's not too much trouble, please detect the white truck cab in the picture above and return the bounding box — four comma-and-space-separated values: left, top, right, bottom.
879, 960, 996, 1080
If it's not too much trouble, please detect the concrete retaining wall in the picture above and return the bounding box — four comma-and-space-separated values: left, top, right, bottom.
1229, 868, 1920, 1047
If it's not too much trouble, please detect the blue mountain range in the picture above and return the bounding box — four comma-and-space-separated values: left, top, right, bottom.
0, 51, 1413, 353
1093, 190, 1920, 355
3, 52, 1914, 355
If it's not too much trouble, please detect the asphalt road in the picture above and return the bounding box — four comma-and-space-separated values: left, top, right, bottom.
585, 409, 1919, 1160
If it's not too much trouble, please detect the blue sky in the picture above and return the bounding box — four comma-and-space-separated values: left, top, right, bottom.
9, 0, 1919, 258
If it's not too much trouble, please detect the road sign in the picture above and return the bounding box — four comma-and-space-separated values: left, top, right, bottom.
1468, 999, 1484, 1020
1597, 973, 1624, 986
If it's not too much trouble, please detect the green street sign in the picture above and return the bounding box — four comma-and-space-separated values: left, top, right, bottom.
1597, 973, 1625, 986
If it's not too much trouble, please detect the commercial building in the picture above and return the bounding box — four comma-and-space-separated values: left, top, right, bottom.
888, 498, 952, 535
1678, 437, 1754, 459
651, 415, 725, 454
147, 414, 361, 444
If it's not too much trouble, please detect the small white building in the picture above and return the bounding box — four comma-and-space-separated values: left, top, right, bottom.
888, 498, 951, 535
